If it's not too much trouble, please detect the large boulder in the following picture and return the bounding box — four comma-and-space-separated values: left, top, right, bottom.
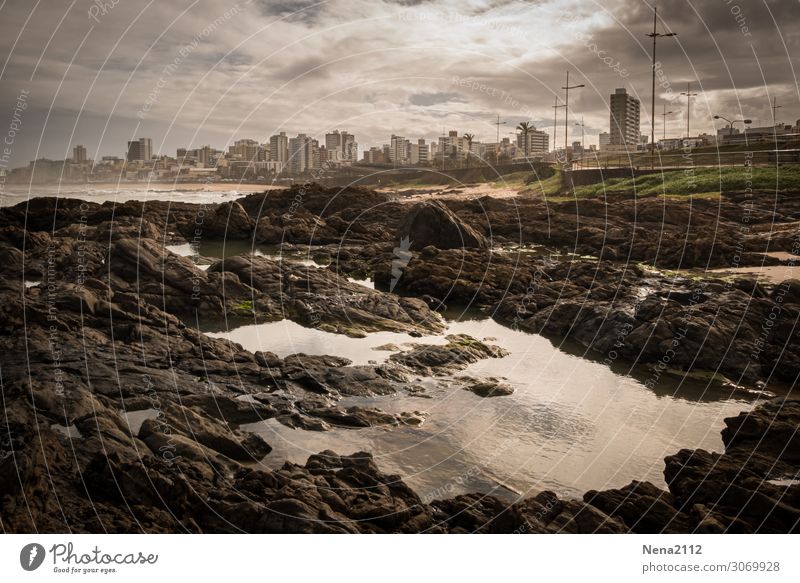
205, 201, 254, 238
396, 200, 488, 251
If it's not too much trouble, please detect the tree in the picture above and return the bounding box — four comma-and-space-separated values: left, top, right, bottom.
463, 133, 474, 166
516, 121, 531, 158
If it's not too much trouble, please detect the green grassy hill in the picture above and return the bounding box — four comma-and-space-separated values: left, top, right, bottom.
567, 165, 800, 199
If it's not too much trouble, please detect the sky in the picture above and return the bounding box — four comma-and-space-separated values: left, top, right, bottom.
0, 0, 798, 165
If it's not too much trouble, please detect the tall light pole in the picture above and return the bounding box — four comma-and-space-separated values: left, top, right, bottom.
680, 82, 697, 140
575, 117, 585, 167
561, 70, 584, 164
493, 115, 506, 163
771, 97, 782, 125
574, 118, 586, 150
647, 6, 677, 168
661, 104, 674, 140
713, 114, 752, 146
552, 96, 565, 159
770, 97, 782, 141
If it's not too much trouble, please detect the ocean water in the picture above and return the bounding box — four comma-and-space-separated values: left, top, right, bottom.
0, 183, 277, 207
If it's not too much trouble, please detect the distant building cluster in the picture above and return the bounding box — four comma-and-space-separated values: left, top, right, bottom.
4, 88, 799, 185
597, 87, 800, 155
364, 127, 550, 167
4, 129, 363, 184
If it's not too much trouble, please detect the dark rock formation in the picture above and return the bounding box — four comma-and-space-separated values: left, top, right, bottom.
396, 200, 489, 251
2, 189, 799, 534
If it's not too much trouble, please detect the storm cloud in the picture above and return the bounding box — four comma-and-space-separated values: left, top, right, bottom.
0, 0, 796, 165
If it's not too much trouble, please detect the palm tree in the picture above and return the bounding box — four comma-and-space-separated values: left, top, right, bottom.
463, 133, 474, 166
516, 122, 531, 158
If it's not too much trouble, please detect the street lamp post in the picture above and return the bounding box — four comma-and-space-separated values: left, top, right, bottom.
575, 117, 585, 168
680, 82, 698, 140
647, 6, 677, 169
661, 104, 673, 140
561, 70, 584, 167
552, 96, 565, 161
713, 115, 752, 147
493, 115, 506, 164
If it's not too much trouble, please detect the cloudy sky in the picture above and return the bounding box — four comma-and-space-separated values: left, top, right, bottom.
0, 0, 797, 165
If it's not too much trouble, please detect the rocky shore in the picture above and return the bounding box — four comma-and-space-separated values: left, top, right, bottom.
0, 182, 798, 533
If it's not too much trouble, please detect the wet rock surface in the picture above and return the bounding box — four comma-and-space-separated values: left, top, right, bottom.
376, 245, 800, 386
396, 200, 489, 250
1, 186, 799, 533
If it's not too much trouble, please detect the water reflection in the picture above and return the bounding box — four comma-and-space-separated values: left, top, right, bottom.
208, 313, 754, 499
167, 239, 321, 267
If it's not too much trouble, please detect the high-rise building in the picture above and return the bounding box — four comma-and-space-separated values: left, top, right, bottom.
288, 134, 314, 174
325, 130, 357, 162
269, 132, 289, 164
72, 145, 87, 163
363, 147, 384, 164
609, 88, 640, 150
437, 130, 471, 162
598, 132, 611, 150
126, 137, 152, 162
229, 138, 259, 161
197, 145, 213, 168
516, 129, 550, 157
409, 138, 429, 165
389, 135, 410, 164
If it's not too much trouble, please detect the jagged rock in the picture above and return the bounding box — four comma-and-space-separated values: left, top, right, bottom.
396, 200, 489, 251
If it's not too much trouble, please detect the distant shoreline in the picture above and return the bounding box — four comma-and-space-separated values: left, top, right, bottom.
1, 182, 284, 193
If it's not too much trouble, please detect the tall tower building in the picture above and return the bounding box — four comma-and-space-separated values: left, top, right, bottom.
197, 145, 213, 168
288, 134, 314, 174
126, 137, 152, 162
325, 130, 357, 162
269, 132, 289, 164
72, 145, 87, 163
609, 88, 640, 150
516, 128, 550, 156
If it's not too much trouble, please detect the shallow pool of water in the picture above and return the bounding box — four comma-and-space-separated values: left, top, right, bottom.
207, 314, 754, 501
708, 264, 797, 284
167, 239, 322, 268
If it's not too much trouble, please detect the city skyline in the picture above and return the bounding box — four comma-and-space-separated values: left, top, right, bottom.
0, 0, 797, 167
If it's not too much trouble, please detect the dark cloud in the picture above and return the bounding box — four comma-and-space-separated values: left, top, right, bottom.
409, 91, 467, 106
0, 0, 796, 163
